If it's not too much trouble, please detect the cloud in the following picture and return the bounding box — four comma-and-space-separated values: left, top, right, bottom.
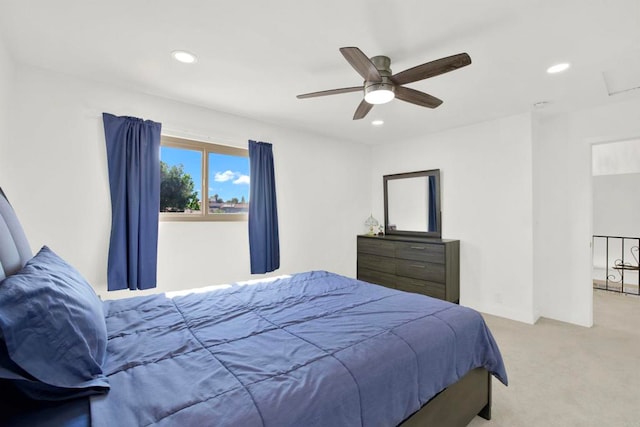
233, 174, 250, 185
214, 170, 250, 185
214, 170, 235, 182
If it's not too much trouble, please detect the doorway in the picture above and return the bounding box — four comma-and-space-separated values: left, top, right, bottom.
591, 139, 640, 297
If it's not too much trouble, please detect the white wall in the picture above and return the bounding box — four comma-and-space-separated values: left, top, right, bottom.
371, 114, 536, 324
369, 98, 640, 328
592, 139, 640, 176
532, 113, 571, 324
593, 173, 640, 237
3, 65, 371, 298
533, 97, 640, 327
0, 35, 13, 186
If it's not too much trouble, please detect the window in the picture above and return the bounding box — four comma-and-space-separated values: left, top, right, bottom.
160, 136, 249, 221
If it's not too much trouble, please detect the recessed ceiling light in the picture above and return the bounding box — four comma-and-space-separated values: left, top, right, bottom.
171, 50, 197, 64
547, 63, 570, 74
371, 120, 384, 126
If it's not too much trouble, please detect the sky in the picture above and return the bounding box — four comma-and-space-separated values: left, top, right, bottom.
161, 146, 250, 203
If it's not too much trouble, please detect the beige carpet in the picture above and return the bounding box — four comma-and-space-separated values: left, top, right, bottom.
469, 290, 640, 427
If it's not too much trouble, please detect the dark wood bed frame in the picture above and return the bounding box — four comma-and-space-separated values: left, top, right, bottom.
400, 367, 491, 427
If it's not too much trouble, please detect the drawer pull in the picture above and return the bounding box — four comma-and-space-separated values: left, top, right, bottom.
410, 246, 425, 250
410, 264, 425, 269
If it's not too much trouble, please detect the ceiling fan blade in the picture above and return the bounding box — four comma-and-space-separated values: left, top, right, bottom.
297, 86, 363, 99
395, 86, 443, 108
391, 53, 471, 85
353, 99, 374, 120
340, 47, 382, 83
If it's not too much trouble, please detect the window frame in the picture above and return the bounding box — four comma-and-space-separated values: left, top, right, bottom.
160, 135, 249, 222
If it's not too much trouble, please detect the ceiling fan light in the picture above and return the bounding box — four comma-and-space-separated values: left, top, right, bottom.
364, 88, 395, 105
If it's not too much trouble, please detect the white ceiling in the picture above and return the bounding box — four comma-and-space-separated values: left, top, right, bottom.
0, 0, 639, 145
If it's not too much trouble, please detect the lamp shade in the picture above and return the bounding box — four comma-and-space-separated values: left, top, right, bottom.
364, 214, 379, 235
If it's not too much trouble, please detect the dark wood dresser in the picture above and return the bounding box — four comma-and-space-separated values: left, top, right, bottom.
357, 234, 460, 303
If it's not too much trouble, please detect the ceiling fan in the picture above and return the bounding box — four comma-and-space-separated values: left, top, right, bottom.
297, 47, 471, 120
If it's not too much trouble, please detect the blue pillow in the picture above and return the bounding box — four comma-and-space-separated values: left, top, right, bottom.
0, 246, 109, 400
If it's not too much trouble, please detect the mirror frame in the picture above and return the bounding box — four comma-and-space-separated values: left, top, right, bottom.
383, 169, 441, 238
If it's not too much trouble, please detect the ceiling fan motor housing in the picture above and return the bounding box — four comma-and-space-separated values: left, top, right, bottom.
370, 55, 392, 75
365, 78, 395, 95
365, 56, 395, 102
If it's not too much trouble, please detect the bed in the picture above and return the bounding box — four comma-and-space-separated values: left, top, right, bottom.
0, 188, 507, 426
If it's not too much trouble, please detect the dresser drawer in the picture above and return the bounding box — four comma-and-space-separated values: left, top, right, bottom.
358, 237, 396, 257
357, 267, 398, 289
395, 241, 445, 264
358, 253, 395, 275
396, 259, 445, 283
395, 276, 446, 300
356, 235, 459, 303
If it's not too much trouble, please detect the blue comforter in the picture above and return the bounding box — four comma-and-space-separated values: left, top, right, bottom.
91, 271, 507, 426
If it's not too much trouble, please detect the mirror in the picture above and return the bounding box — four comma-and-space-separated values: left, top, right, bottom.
384, 169, 441, 238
